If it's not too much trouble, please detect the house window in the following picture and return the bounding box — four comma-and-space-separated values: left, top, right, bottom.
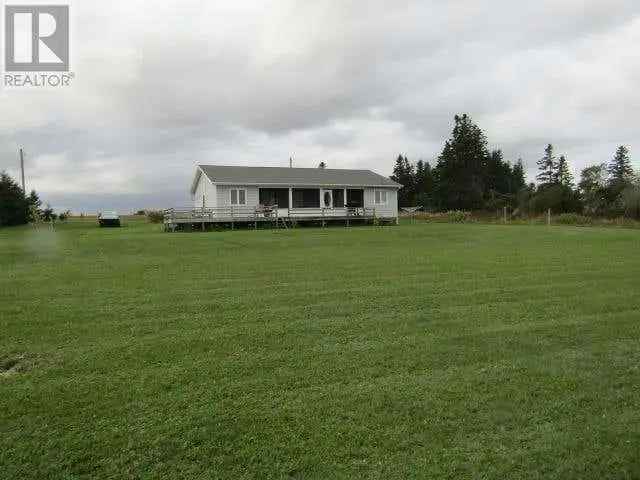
231, 189, 246, 205
292, 189, 320, 208
375, 190, 387, 205
347, 189, 364, 208
259, 188, 289, 208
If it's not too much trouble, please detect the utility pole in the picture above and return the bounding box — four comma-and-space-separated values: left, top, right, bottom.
19, 148, 26, 193
289, 156, 293, 168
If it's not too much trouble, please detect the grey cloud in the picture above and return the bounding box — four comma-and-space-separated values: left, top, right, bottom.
1, 0, 639, 212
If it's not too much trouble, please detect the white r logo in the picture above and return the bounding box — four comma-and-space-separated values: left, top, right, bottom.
5, 6, 69, 71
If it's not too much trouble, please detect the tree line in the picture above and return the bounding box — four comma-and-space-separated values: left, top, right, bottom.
391, 114, 639, 218
0, 172, 58, 227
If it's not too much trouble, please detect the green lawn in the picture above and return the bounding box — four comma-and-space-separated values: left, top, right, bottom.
2, 219, 640, 479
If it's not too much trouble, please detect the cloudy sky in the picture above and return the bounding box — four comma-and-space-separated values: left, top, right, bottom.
1, 0, 639, 212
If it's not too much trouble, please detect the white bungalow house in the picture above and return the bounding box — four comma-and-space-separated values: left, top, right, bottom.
165, 165, 401, 229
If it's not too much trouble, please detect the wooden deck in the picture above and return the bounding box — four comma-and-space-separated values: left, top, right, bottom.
164, 206, 390, 231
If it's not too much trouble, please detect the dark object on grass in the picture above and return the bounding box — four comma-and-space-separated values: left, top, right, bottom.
98, 211, 121, 227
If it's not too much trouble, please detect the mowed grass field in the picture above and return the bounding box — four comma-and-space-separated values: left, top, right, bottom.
2, 219, 640, 479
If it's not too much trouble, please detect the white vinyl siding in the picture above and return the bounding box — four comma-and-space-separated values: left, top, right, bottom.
217, 186, 259, 208
193, 172, 216, 208
365, 187, 397, 219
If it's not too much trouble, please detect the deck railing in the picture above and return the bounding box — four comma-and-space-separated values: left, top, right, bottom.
164, 205, 279, 223
164, 205, 377, 223
286, 207, 375, 217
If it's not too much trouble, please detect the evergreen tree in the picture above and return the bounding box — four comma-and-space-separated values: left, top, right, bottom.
434, 114, 489, 210
608, 146, 633, 184
0, 172, 29, 227
512, 159, 527, 191
536, 144, 557, 186
27, 189, 42, 222
414, 160, 435, 210
486, 149, 503, 194
606, 146, 635, 211
484, 150, 528, 209
390, 154, 416, 207
415, 159, 426, 201
623, 185, 640, 219
516, 183, 537, 216
485, 150, 508, 206
556, 155, 574, 187
415, 160, 425, 181
578, 164, 608, 215
532, 150, 581, 213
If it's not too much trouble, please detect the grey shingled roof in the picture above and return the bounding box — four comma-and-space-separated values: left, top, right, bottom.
198, 165, 401, 188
